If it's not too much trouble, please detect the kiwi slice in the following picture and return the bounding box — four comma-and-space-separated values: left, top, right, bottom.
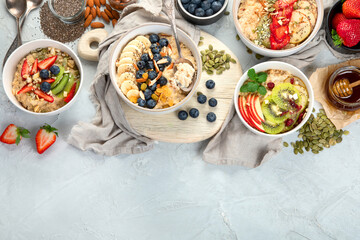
262, 121, 285, 134
261, 97, 289, 124
271, 83, 301, 110
293, 85, 309, 113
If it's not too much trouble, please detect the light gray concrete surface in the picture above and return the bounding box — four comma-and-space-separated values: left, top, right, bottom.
0, 1, 359, 239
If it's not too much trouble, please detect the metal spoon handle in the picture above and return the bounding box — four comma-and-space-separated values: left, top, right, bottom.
2, 19, 22, 67
164, 0, 183, 58
16, 18, 22, 47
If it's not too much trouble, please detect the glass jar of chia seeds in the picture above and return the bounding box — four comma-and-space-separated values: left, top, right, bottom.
48, 0, 86, 24
108, 0, 137, 10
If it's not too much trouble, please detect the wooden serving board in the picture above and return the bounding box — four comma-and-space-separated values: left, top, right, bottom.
121, 31, 243, 143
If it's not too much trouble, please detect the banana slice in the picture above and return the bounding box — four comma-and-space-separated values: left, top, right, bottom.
120, 51, 138, 61
121, 80, 138, 95
117, 63, 136, 76
289, 11, 311, 44
135, 36, 151, 49
119, 57, 135, 65
117, 72, 136, 87
122, 45, 142, 58
128, 40, 145, 53
126, 89, 140, 103
296, 9, 316, 27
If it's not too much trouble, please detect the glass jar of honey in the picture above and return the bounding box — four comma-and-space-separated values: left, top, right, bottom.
108, 0, 136, 10
326, 66, 360, 111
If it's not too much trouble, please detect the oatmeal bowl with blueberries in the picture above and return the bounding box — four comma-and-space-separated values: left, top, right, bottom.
109, 23, 202, 114
2, 39, 83, 116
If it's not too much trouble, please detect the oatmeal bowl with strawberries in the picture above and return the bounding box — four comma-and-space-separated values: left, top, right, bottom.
3, 39, 83, 116
232, 0, 323, 57
109, 23, 202, 114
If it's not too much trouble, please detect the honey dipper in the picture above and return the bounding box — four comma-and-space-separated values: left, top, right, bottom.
332, 78, 360, 98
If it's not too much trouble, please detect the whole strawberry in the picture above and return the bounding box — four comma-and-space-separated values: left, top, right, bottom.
332, 13, 347, 29
336, 19, 360, 47
343, 0, 360, 19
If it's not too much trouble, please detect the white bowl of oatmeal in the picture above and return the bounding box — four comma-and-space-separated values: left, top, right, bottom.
232, 0, 323, 57
234, 61, 314, 137
109, 23, 202, 114
2, 39, 83, 116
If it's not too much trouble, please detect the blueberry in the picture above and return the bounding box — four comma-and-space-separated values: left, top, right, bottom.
153, 53, 162, 62
39, 69, 49, 79
218, 0, 225, 4
137, 61, 146, 70
136, 69, 146, 79
183, 3, 190, 10
187, 3, 197, 14
141, 53, 150, 62
207, 112, 217, 122
149, 84, 157, 91
148, 70, 157, 80
151, 45, 161, 54
164, 56, 172, 66
201, 0, 211, 10
197, 94, 207, 104
147, 61, 155, 70
205, 8, 214, 16
159, 38, 169, 48
211, 1, 222, 12
40, 82, 51, 93
146, 99, 157, 109
49, 65, 60, 75
137, 98, 146, 107
191, 0, 201, 5
207, 0, 215, 3
189, 108, 199, 118
209, 98, 218, 107
157, 76, 168, 86
149, 34, 160, 43
181, 0, 190, 3
178, 110, 188, 120
195, 8, 205, 17
205, 79, 215, 89
158, 65, 165, 72
144, 89, 152, 100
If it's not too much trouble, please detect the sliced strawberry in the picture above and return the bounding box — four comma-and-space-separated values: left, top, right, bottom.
21, 59, 30, 80
38, 56, 57, 70
17, 85, 35, 95
270, 35, 290, 50
64, 82, 77, 103
34, 89, 54, 103
0, 124, 30, 145
42, 79, 56, 83
273, 25, 289, 42
30, 59, 38, 75
36, 124, 58, 154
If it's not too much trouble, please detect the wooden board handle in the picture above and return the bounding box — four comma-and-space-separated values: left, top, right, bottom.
77, 29, 108, 61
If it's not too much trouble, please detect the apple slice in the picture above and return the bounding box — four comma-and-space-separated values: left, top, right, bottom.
246, 94, 261, 125
238, 96, 253, 127
253, 120, 265, 132
251, 95, 265, 123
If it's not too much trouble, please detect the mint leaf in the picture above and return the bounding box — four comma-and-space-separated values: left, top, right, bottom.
240, 84, 250, 92
258, 85, 267, 96
257, 72, 268, 83
332, 29, 343, 47
247, 68, 257, 81
247, 82, 259, 92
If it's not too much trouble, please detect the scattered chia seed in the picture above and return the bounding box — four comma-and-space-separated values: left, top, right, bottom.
40, 2, 85, 43
53, 0, 83, 17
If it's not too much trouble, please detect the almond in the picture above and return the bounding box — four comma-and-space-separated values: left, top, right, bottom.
84, 15, 93, 28
104, 9, 114, 19
112, 19, 117, 27
87, 0, 94, 7
101, 11, 110, 23
91, 7, 96, 19
96, 6, 101, 17
111, 9, 120, 20
105, 4, 112, 12
85, 6, 90, 18
94, 0, 101, 7
100, 0, 106, 4
91, 22, 105, 28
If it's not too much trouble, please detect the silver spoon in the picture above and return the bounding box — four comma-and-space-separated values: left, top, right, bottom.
3, 0, 43, 68
163, 0, 196, 93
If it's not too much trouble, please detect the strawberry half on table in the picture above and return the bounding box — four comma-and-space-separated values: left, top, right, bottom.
36, 124, 58, 154
0, 124, 30, 145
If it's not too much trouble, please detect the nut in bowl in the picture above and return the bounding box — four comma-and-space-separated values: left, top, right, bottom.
232, 0, 323, 57
110, 23, 202, 114
234, 61, 314, 137
2, 39, 83, 116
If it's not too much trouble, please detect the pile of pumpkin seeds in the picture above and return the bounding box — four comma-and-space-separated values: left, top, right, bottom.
200, 44, 236, 75
283, 109, 350, 154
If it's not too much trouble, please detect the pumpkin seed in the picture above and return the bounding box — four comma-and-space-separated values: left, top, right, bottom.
198, 41, 204, 46
206, 70, 214, 75
200, 36, 204, 40
344, 130, 350, 135
209, 44, 213, 51
283, 142, 289, 147
236, 34, 240, 41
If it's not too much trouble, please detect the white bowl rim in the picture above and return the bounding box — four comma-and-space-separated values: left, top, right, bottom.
109, 22, 202, 114
232, 0, 324, 54
2, 39, 84, 116
176, 0, 229, 20
233, 61, 314, 137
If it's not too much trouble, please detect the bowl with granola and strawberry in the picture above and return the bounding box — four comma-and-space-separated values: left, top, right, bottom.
2, 39, 83, 116
234, 61, 314, 137
232, 0, 323, 57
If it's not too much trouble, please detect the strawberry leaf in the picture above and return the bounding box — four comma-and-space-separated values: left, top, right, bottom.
332, 29, 343, 47
15, 127, 30, 145
40, 124, 58, 136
